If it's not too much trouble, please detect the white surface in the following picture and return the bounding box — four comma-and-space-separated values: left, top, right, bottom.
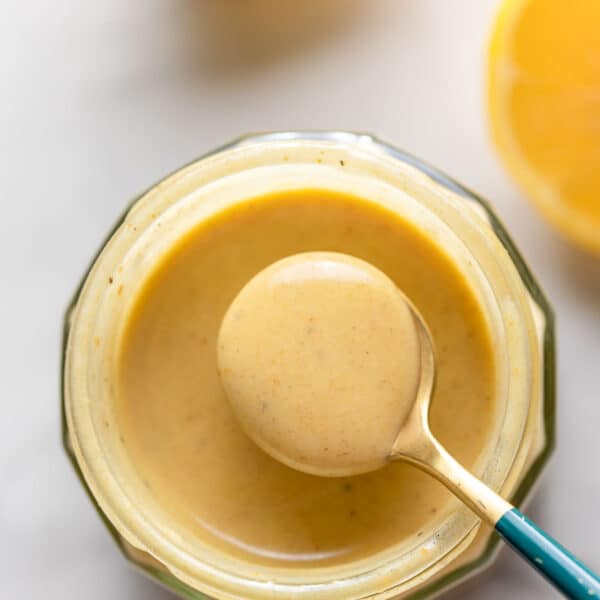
1, 1, 599, 598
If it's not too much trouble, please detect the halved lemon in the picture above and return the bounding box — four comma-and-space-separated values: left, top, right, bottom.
488, 0, 600, 253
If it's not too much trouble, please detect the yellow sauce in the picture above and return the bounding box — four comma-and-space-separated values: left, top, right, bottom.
217, 251, 422, 477
116, 188, 496, 568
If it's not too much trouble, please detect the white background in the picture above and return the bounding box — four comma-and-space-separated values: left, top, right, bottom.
2, 1, 599, 598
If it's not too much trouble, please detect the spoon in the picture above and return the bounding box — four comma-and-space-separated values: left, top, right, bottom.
218, 252, 600, 599
399, 308, 600, 600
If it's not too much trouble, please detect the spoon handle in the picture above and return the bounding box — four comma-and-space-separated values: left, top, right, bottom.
495, 508, 600, 600
404, 437, 600, 599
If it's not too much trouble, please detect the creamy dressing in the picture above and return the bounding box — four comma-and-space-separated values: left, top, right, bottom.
116, 188, 495, 568
217, 252, 421, 477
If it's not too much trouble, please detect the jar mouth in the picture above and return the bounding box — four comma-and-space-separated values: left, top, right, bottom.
64, 132, 540, 599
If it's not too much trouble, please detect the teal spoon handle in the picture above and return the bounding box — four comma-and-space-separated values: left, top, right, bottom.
496, 508, 600, 599
395, 381, 599, 600
403, 433, 600, 599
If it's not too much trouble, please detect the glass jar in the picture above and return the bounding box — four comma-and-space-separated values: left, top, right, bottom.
62, 131, 555, 599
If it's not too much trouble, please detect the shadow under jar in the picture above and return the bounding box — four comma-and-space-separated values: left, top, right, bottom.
62, 131, 555, 600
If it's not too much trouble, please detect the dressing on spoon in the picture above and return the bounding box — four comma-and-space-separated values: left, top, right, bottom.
218, 251, 600, 599
217, 252, 421, 477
